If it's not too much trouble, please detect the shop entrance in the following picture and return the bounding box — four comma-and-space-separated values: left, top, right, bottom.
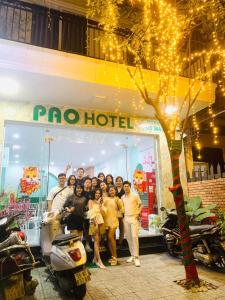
1, 122, 161, 245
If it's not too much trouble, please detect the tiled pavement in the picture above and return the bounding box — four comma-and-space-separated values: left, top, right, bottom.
25, 253, 225, 300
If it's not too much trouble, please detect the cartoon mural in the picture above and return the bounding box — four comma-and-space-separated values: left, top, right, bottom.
133, 164, 147, 193
20, 167, 41, 195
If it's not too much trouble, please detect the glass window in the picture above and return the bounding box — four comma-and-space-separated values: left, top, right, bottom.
0, 122, 161, 245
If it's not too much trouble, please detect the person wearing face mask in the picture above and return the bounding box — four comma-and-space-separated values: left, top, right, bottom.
63, 184, 86, 238
103, 186, 124, 266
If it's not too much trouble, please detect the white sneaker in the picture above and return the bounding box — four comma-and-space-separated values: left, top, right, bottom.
126, 256, 134, 263
134, 258, 141, 267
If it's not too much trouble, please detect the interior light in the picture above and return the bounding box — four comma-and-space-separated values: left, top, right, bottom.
82, 162, 86, 166
14, 154, 20, 158
13, 145, 21, 150
115, 141, 120, 146
165, 105, 178, 115
89, 157, 94, 162
0, 78, 19, 95
50, 161, 54, 166
101, 150, 106, 155
12, 133, 20, 139
15, 160, 19, 164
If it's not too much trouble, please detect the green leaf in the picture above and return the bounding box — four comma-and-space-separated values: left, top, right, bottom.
206, 203, 217, 210
194, 207, 208, 216
186, 211, 194, 217
187, 197, 202, 211
195, 212, 215, 222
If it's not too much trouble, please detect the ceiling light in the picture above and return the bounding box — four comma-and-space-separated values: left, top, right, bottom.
82, 162, 86, 166
15, 160, 19, 164
165, 105, 178, 115
115, 141, 120, 146
0, 78, 19, 95
101, 150, 106, 155
13, 145, 21, 150
14, 154, 20, 158
89, 157, 94, 162
50, 161, 54, 166
12, 133, 20, 139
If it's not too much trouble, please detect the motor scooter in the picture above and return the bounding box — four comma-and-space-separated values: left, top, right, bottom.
0, 214, 39, 300
41, 211, 90, 299
161, 207, 225, 272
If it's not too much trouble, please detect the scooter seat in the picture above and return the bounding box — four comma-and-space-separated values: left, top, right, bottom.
189, 224, 216, 234
52, 234, 80, 245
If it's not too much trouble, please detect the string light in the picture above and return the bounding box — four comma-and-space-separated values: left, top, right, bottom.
88, 0, 225, 142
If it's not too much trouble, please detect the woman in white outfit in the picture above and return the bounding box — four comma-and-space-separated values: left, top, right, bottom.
88, 188, 106, 269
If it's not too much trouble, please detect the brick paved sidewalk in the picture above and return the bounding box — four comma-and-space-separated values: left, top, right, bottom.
25, 253, 225, 300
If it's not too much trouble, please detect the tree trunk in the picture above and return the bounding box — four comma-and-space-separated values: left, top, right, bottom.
169, 141, 199, 284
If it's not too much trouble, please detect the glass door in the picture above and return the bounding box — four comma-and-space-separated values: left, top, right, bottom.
0, 122, 51, 246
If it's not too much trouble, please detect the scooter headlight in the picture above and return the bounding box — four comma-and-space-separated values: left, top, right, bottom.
68, 249, 82, 261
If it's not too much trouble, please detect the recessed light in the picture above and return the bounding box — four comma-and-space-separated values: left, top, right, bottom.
15, 160, 19, 164
0, 78, 19, 95
12, 133, 20, 139
115, 141, 120, 146
101, 150, 106, 155
13, 145, 21, 150
89, 157, 94, 162
14, 154, 20, 158
165, 105, 178, 115
50, 161, 54, 166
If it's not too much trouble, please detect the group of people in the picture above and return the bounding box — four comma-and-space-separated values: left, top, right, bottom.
47, 167, 143, 268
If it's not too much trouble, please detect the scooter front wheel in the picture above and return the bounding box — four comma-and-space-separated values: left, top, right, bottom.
73, 283, 86, 300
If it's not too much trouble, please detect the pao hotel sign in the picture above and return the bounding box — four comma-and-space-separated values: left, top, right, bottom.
33, 105, 134, 129
33, 105, 162, 133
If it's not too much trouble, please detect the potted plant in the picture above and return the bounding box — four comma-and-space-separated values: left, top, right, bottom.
184, 196, 216, 225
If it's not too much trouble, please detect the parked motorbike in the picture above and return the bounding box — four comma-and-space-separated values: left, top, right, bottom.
41, 211, 90, 300
161, 207, 225, 272
0, 213, 39, 300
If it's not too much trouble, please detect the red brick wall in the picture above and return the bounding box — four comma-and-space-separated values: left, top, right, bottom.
187, 178, 225, 211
